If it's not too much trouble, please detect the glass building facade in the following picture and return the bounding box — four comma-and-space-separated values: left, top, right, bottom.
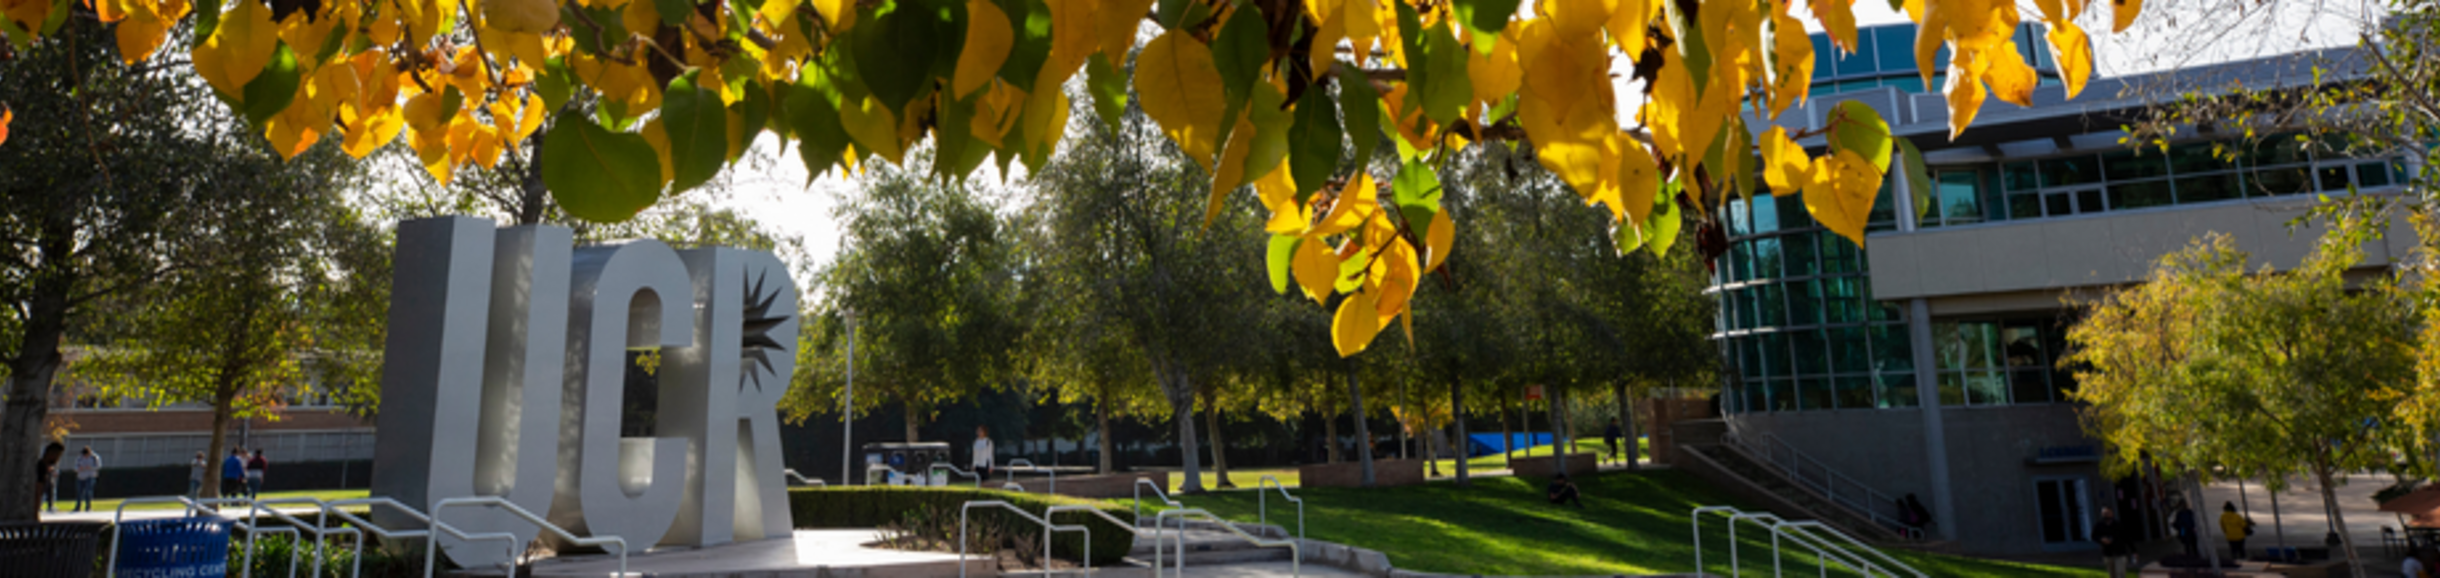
1712, 27, 2413, 415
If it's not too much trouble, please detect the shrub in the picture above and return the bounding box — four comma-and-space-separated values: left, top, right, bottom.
789, 486, 1134, 566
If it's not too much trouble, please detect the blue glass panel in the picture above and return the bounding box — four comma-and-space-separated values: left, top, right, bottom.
1752, 192, 1782, 233
1728, 197, 1752, 236
1787, 279, 1822, 326
1778, 193, 1814, 229
1783, 233, 1819, 277
1812, 35, 1835, 78
1753, 238, 1784, 280
1876, 25, 1919, 73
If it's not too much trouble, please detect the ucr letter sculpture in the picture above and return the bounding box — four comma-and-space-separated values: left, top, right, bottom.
372, 216, 800, 568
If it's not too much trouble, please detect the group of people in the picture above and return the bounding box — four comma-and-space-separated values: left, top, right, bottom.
2091, 500, 2257, 578
32, 443, 105, 512
193, 447, 272, 499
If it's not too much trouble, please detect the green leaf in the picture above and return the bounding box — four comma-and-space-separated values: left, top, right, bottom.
739, 79, 772, 154
1288, 86, 1341, 201
1210, 2, 1268, 104
1395, 1, 1425, 112
1831, 100, 1893, 170
1267, 235, 1301, 294
663, 71, 730, 193
852, 0, 950, 112
542, 110, 665, 222
190, 0, 221, 48
1894, 137, 1932, 220
537, 56, 576, 115
240, 43, 301, 126
40, 0, 67, 35
994, 0, 1053, 91
1241, 83, 1293, 190
933, 92, 990, 179
1645, 182, 1683, 257
1666, 0, 1710, 95
1335, 63, 1383, 177
785, 68, 852, 183
1419, 22, 1472, 124
1155, 0, 1211, 29
1451, 0, 1520, 50
572, 5, 629, 55
657, 0, 692, 26
1085, 52, 1129, 135
1392, 159, 1443, 237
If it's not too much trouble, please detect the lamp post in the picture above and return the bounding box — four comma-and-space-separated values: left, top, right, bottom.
841, 309, 857, 486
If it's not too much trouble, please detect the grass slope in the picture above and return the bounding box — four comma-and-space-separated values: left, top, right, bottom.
1143, 469, 2100, 578
69, 488, 374, 513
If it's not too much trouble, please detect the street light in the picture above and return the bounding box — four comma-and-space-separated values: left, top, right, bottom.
841, 308, 857, 486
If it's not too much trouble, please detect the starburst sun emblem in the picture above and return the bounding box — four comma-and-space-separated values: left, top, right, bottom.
740, 271, 791, 392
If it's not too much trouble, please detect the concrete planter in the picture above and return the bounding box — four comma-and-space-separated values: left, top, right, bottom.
1509, 453, 1597, 479
1007, 471, 1171, 499
1299, 459, 1427, 488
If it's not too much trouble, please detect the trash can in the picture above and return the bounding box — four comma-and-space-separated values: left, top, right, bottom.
115, 516, 231, 578
0, 521, 105, 578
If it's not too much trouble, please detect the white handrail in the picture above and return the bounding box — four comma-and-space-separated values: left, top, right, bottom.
1691, 505, 1922, 578
784, 468, 829, 487
1690, 505, 1740, 574
1044, 504, 1138, 575
1778, 520, 1926, 578
958, 500, 1089, 578
1152, 508, 1298, 578
1255, 475, 1303, 542
325, 496, 488, 578
1005, 459, 1056, 494
1133, 478, 1181, 528
432, 496, 629, 578
931, 463, 985, 488
250, 496, 365, 578
1003, 482, 1028, 492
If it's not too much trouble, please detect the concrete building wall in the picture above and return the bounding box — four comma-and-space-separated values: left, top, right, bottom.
1867, 196, 2413, 302
1730, 404, 2105, 555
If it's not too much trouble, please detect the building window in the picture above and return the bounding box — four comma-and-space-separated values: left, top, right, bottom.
2034, 477, 2094, 550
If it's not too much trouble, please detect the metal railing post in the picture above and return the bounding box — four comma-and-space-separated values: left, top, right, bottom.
1256, 475, 1303, 542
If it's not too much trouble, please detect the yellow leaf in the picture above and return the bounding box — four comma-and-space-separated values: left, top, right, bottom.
970, 81, 1023, 147
1096, 0, 1154, 58
1607, 0, 1654, 51
1983, 42, 2037, 107
1423, 208, 1453, 273
1292, 235, 1341, 304
1542, 0, 1613, 39
1612, 133, 1660, 224
483, 0, 558, 34
265, 82, 328, 160
2046, 22, 2091, 98
1466, 30, 1520, 108
954, 0, 1014, 97
642, 116, 678, 186
92, 0, 131, 23
411, 125, 453, 184
0, 107, 12, 147
1209, 115, 1258, 227
1760, 126, 1811, 192
400, 0, 450, 47
1332, 289, 1381, 357
193, 0, 279, 101
1801, 149, 1881, 247
809, 0, 853, 32
112, 0, 188, 64
1308, 3, 1344, 74
2, 0, 48, 33
1369, 240, 1418, 330
1133, 29, 1229, 171
1019, 77, 1070, 159
1344, 0, 1383, 64
277, 10, 337, 70
1809, 0, 1857, 52
1767, 11, 1812, 114
1309, 173, 1377, 238
343, 105, 405, 158
839, 94, 905, 164
2111, 0, 2139, 32
1943, 50, 1989, 139
1042, 0, 1095, 86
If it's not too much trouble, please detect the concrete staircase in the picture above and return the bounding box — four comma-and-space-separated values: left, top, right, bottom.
1125, 522, 1298, 566
1670, 419, 1913, 545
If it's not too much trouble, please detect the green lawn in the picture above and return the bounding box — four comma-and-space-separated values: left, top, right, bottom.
1131, 469, 2100, 578
69, 488, 372, 513
1428, 440, 1646, 474
1171, 467, 1301, 493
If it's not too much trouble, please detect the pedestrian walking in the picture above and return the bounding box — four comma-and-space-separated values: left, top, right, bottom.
72, 446, 100, 512
2171, 499, 2198, 557
36, 442, 63, 513
1601, 418, 1624, 463
245, 449, 269, 498
188, 452, 206, 498
221, 448, 246, 499
2218, 502, 2252, 560
2094, 507, 2133, 578
972, 425, 995, 480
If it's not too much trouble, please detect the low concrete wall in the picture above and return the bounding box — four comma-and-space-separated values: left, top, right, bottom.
1010, 471, 1169, 499
1673, 446, 1825, 525
1666, 420, 1728, 467
1509, 453, 1597, 479
1645, 399, 1716, 464
1300, 460, 1426, 488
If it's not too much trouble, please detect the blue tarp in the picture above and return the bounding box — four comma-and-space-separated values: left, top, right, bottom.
1465, 433, 1553, 457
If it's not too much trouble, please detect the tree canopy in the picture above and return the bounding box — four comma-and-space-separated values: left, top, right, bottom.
0, 0, 2138, 358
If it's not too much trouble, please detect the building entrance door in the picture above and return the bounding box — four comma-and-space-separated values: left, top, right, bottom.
2035, 476, 2094, 550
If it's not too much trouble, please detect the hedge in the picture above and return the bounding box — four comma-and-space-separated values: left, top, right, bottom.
788, 486, 1136, 566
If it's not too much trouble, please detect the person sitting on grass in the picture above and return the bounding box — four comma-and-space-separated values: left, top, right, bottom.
1547, 473, 1584, 509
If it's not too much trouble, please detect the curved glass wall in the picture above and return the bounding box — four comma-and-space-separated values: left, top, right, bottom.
1808, 23, 2060, 98
1712, 182, 1916, 413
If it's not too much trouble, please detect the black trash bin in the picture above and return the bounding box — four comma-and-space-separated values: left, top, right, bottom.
0, 521, 107, 578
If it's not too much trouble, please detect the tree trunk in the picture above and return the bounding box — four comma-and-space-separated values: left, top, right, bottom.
1452, 378, 1470, 486
904, 403, 922, 444
2315, 464, 2368, 578
1205, 401, 1233, 489
204, 401, 234, 498
0, 267, 72, 522
1547, 389, 1564, 461
1096, 399, 1114, 474
2193, 474, 2222, 571
1499, 390, 1514, 467
1349, 364, 1375, 487
1396, 383, 1410, 462
1324, 411, 1341, 464
1163, 366, 1203, 493
1616, 382, 1636, 470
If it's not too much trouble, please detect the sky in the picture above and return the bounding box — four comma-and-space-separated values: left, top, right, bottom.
718, 0, 2382, 275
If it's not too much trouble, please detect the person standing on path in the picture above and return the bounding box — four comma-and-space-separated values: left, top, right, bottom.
2094, 507, 2131, 578
188, 452, 207, 498
2171, 499, 2198, 557
972, 425, 995, 480
1601, 419, 1623, 464
72, 446, 100, 512
245, 449, 269, 498
36, 442, 63, 513
221, 448, 245, 499
2218, 502, 2251, 560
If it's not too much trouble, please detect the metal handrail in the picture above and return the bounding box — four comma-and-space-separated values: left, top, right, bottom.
1005, 459, 1055, 494
1002, 482, 1028, 492
1152, 508, 1297, 578
784, 468, 829, 487
249, 496, 365, 578
1255, 476, 1303, 543
931, 463, 985, 488
1133, 478, 1181, 528
325, 496, 491, 578
958, 500, 1088, 578
1723, 431, 1911, 535
432, 496, 629, 578
1691, 505, 1921, 578
1044, 504, 1138, 574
